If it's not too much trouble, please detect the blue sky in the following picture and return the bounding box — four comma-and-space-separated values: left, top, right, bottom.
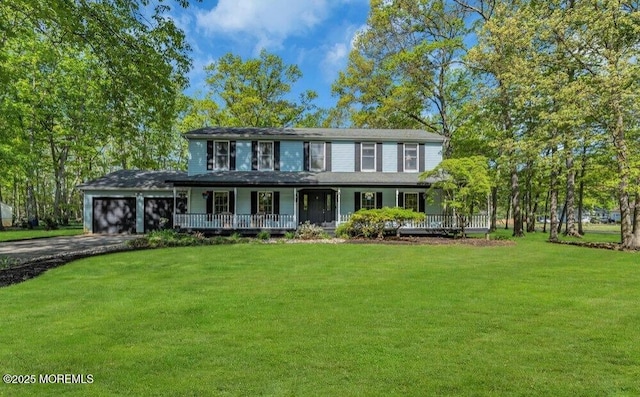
168, 0, 371, 109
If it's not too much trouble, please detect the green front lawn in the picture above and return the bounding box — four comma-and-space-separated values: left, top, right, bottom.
1, 240, 639, 396
0, 225, 84, 242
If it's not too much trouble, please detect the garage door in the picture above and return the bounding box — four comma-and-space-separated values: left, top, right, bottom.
93, 198, 137, 234
144, 198, 174, 233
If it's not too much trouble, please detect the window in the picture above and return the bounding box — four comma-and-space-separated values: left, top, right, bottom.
361, 192, 376, 210
404, 143, 418, 172
404, 192, 419, 212
309, 142, 325, 171
258, 142, 274, 170
258, 191, 273, 214
214, 191, 229, 214
214, 141, 229, 170
361, 143, 376, 171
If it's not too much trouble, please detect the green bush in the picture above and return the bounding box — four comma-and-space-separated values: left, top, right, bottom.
341, 207, 425, 239
334, 223, 350, 239
283, 231, 296, 240
295, 221, 328, 240
256, 230, 271, 241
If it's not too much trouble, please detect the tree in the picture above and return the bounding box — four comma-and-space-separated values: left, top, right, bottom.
421, 156, 492, 237
202, 50, 318, 127
332, 0, 471, 157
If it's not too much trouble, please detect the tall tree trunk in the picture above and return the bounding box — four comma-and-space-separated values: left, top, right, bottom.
577, 144, 588, 236
0, 185, 5, 231
549, 148, 559, 242
542, 189, 550, 233
504, 194, 510, 230
490, 186, 498, 232
511, 166, 524, 237
557, 199, 567, 234
564, 145, 579, 237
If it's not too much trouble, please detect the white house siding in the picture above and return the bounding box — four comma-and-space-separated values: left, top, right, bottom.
280, 141, 303, 171
235, 140, 252, 171
188, 140, 207, 176
382, 142, 397, 172
424, 142, 442, 171
331, 141, 355, 172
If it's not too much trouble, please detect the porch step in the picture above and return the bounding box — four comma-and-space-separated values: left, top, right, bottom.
322, 227, 336, 237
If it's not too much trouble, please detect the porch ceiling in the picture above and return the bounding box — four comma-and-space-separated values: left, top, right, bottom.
166, 171, 436, 188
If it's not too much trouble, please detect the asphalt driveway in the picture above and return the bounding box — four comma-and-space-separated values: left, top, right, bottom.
0, 235, 138, 262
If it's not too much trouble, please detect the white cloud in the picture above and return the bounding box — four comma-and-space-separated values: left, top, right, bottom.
320, 24, 366, 81
195, 0, 331, 51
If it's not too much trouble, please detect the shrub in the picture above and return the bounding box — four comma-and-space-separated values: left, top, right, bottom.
341, 207, 425, 239
43, 215, 59, 231
334, 223, 350, 239
295, 221, 328, 240
283, 231, 296, 240
256, 230, 271, 241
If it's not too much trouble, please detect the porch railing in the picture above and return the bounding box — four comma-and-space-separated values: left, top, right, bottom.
175, 213, 297, 230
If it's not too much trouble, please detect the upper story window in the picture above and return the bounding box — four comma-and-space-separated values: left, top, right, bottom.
258, 141, 274, 170
215, 141, 229, 170
404, 143, 418, 172
361, 143, 376, 172
309, 142, 325, 171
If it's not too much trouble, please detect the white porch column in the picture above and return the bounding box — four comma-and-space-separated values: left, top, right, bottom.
395, 189, 399, 207
233, 187, 238, 228
172, 188, 177, 228
337, 189, 341, 225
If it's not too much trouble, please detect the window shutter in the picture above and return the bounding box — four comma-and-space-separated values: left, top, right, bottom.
251, 141, 258, 170
355, 142, 361, 172
325, 142, 332, 171
230, 141, 236, 170
376, 142, 383, 172
303, 142, 310, 171
206, 191, 213, 214
419, 144, 425, 172
397, 143, 404, 172
251, 191, 258, 214
207, 141, 213, 170
398, 192, 405, 208
229, 191, 235, 214
274, 191, 280, 214
376, 192, 383, 209
354, 192, 361, 211
274, 142, 280, 171
419, 192, 426, 213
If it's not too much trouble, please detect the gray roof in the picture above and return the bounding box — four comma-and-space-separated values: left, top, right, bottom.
77, 170, 186, 191
184, 127, 444, 142
167, 171, 436, 188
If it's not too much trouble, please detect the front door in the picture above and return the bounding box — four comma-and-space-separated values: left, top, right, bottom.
299, 190, 335, 225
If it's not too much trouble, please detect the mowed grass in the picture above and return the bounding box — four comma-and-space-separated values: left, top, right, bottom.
1, 241, 639, 396
0, 226, 83, 242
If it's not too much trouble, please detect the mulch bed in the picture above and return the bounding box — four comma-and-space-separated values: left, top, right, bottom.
549, 240, 637, 251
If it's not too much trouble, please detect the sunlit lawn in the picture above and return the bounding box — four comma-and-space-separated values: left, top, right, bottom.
0, 225, 83, 242
1, 240, 639, 396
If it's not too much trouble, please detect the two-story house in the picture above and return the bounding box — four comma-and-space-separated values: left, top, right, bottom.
78, 127, 489, 234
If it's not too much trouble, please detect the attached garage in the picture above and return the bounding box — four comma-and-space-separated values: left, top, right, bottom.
144, 198, 174, 233
77, 170, 187, 234
93, 197, 137, 234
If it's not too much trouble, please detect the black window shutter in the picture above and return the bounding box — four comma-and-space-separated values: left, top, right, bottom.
251, 191, 258, 214
419, 144, 425, 172
354, 192, 361, 211
376, 142, 383, 172
274, 191, 280, 214
355, 142, 361, 172
325, 142, 331, 171
251, 141, 258, 170
419, 192, 426, 213
229, 191, 235, 213
398, 192, 405, 208
206, 191, 213, 214
230, 141, 236, 170
303, 142, 310, 171
207, 141, 214, 170
376, 192, 383, 209
274, 142, 280, 171
397, 143, 404, 172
